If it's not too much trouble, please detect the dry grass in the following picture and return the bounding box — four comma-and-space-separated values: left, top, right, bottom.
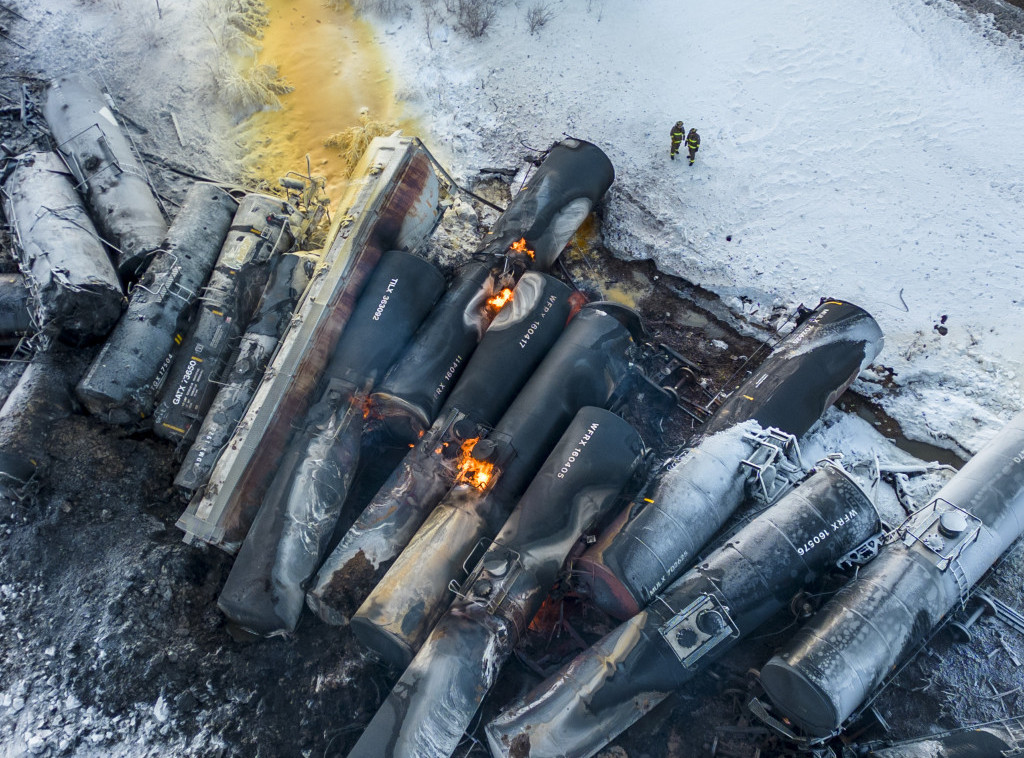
323, 109, 397, 175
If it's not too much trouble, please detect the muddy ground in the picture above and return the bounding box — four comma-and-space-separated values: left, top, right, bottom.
3, 22, 1024, 758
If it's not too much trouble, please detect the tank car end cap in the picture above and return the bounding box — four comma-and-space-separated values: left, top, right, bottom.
349, 615, 415, 670
759, 657, 841, 738
573, 555, 642, 621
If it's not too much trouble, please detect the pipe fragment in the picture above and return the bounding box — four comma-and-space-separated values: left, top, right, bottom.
485, 463, 880, 758
306, 272, 573, 626
347, 407, 643, 758
349, 302, 643, 667
576, 300, 884, 619
2, 151, 123, 344
75, 183, 238, 425
173, 251, 317, 492
43, 74, 167, 277
760, 410, 1024, 739
151, 193, 296, 443
217, 250, 445, 637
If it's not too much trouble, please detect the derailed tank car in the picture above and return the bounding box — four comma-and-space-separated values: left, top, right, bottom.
76, 183, 238, 425
217, 250, 446, 637
2, 151, 123, 344
346, 406, 644, 758
576, 300, 884, 619
485, 462, 880, 758
758, 410, 1024, 740
43, 74, 167, 277
151, 193, 296, 443
349, 302, 644, 668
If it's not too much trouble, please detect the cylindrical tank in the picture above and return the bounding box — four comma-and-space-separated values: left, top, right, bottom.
350, 302, 643, 668
217, 250, 445, 637
173, 251, 317, 492
3, 151, 124, 344
760, 411, 1024, 739
481, 139, 614, 270
0, 274, 32, 342
576, 300, 884, 619
305, 272, 573, 626
75, 183, 238, 425
486, 463, 880, 758
151, 193, 295, 443
346, 408, 644, 758
43, 74, 167, 277
370, 259, 502, 444
0, 349, 87, 496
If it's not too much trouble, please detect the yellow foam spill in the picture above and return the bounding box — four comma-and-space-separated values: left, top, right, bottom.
238, 0, 416, 203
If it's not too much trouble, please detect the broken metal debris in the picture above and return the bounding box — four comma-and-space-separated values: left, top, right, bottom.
43, 74, 167, 278
349, 302, 644, 668
347, 406, 644, 758
485, 462, 880, 758
75, 182, 238, 425
759, 410, 1024, 739
2, 151, 123, 344
575, 299, 885, 619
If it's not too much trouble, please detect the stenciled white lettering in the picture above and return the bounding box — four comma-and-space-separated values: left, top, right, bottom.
372, 278, 400, 321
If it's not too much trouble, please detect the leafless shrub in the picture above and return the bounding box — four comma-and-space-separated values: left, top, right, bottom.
216, 60, 294, 112
227, 0, 269, 39
345, 0, 410, 17
453, 0, 496, 38
525, 2, 553, 34
323, 108, 398, 176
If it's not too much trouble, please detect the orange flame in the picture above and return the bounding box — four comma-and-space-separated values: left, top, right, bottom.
510, 237, 535, 259
455, 437, 494, 490
487, 287, 514, 309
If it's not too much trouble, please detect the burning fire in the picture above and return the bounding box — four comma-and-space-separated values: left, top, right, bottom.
510, 237, 535, 259
455, 437, 494, 490
487, 287, 514, 309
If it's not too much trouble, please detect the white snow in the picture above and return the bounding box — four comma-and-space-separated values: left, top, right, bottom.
370, 0, 1024, 454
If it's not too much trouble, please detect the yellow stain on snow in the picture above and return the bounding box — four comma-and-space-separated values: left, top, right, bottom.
239, 0, 416, 203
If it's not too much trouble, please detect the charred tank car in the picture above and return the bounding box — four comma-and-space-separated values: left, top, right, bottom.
759, 411, 1024, 740
217, 249, 445, 637
485, 462, 880, 758
346, 406, 644, 758
576, 300, 884, 619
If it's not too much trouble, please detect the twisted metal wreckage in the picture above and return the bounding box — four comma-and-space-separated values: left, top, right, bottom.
2, 73, 1023, 758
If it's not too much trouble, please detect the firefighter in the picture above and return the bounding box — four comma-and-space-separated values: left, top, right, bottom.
669, 121, 684, 160
687, 128, 701, 166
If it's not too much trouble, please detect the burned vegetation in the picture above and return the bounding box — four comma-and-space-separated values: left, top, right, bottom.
1, 65, 1024, 758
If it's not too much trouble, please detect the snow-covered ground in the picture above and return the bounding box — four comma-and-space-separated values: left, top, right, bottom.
372, 0, 1024, 454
